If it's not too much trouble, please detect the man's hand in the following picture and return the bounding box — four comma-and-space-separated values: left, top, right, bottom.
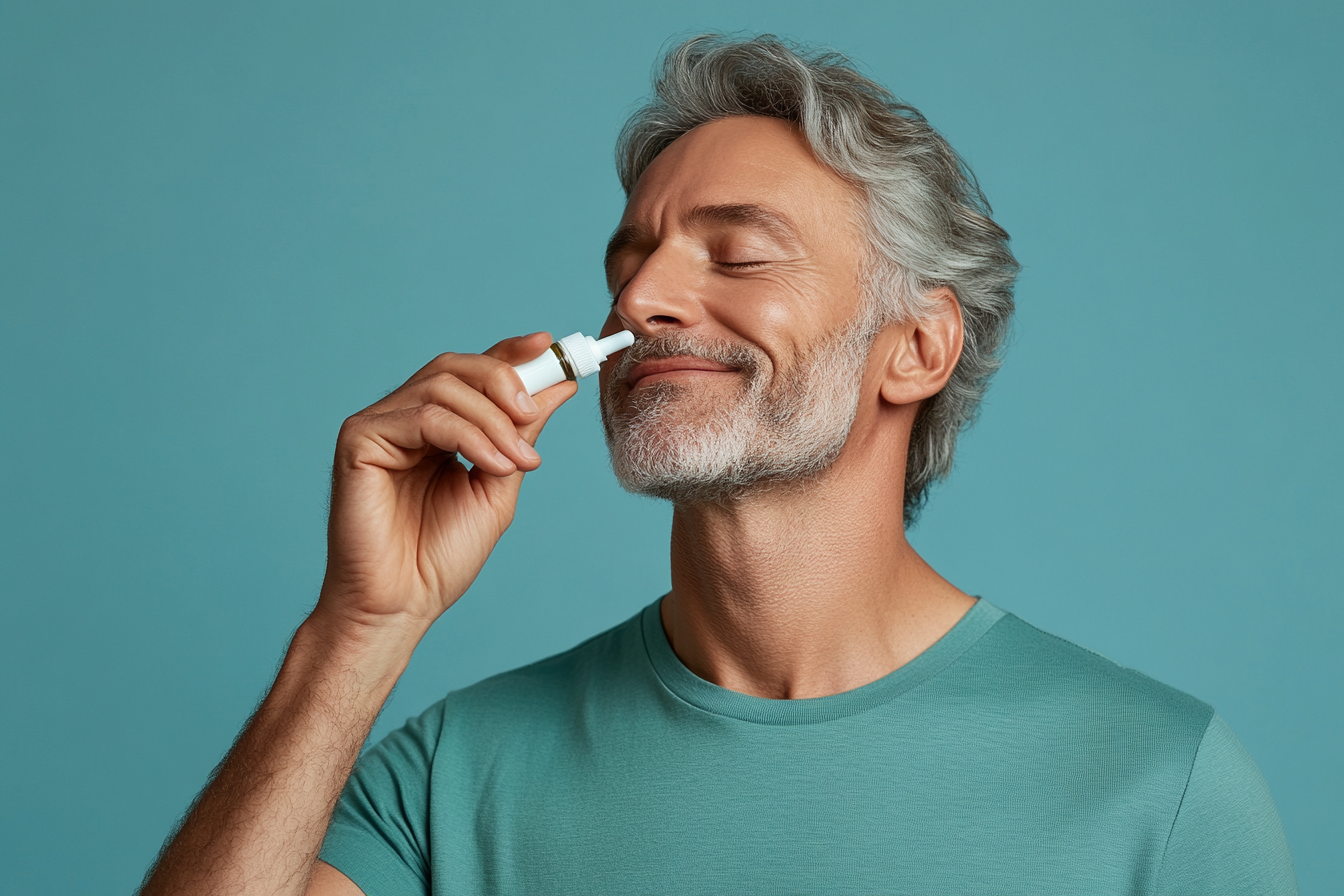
316, 332, 575, 642
139, 333, 574, 896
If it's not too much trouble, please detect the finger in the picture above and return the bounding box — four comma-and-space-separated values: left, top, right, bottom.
466, 377, 578, 505
481, 334, 582, 445
414, 372, 543, 471
483, 331, 554, 366
406, 345, 547, 424
343, 404, 517, 477
516, 378, 577, 446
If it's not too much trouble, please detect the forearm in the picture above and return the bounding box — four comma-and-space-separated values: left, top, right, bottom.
138, 339, 562, 895
140, 612, 422, 896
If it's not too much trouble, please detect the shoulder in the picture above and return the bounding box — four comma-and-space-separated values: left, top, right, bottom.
436, 604, 651, 733
978, 608, 1215, 731
964, 610, 1296, 892
1155, 713, 1298, 894
982, 609, 1206, 713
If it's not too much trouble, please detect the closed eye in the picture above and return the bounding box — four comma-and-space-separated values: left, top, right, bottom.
718, 260, 771, 269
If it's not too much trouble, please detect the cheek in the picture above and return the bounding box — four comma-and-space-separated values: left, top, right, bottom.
711, 274, 847, 363
743, 299, 795, 347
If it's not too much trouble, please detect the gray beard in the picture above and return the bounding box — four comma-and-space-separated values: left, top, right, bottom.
600, 315, 879, 506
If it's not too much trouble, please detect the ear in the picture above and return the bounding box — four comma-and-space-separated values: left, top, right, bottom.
878, 288, 964, 406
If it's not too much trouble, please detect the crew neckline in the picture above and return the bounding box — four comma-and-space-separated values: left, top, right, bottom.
640, 596, 1005, 725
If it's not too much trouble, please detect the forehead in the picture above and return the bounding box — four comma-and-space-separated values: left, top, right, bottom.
621, 116, 862, 232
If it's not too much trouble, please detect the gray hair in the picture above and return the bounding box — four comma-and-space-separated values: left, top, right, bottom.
616, 34, 1019, 526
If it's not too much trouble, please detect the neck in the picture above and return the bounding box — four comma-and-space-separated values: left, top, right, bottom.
662, 440, 974, 699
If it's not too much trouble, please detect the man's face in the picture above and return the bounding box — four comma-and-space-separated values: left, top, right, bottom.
599, 116, 877, 502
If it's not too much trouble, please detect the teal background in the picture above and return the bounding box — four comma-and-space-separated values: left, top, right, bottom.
1, 1, 1339, 893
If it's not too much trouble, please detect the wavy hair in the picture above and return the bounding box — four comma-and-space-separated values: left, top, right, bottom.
616, 34, 1019, 525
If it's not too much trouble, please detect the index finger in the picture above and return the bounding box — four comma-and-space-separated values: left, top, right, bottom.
480, 332, 579, 438
483, 332, 555, 366
404, 338, 547, 424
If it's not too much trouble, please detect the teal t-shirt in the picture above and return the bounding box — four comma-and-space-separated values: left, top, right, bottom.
320, 599, 1296, 895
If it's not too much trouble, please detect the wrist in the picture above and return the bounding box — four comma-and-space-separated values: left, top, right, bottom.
289, 605, 427, 696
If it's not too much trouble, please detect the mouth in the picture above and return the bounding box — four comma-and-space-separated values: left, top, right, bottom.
626, 356, 742, 390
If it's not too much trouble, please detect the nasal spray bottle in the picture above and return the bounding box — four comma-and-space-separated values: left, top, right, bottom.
513, 330, 636, 395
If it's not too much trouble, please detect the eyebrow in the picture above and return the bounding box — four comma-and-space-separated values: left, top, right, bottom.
604, 203, 802, 282
685, 203, 801, 243
604, 222, 651, 279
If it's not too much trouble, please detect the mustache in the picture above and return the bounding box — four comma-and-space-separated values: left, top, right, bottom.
609, 331, 765, 384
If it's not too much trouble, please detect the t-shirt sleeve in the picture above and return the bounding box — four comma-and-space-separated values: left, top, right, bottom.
319, 699, 447, 896
1154, 713, 1297, 896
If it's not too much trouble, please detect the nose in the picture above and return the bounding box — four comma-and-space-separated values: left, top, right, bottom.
611, 246, 705, 336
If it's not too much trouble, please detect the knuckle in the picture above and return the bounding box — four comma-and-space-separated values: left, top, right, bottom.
337, 413, 366, 439
488, 357, 518, 383
414, 403, 449, 424
415, 372, 464, 405
428, 370, 463, 389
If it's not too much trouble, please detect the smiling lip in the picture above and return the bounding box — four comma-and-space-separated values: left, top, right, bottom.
627, 357, 740, 390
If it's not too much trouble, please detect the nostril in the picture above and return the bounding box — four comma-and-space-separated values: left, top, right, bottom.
648, 315, 680, 325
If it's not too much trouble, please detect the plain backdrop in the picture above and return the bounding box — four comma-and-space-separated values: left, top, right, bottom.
2, 1, 1340, 893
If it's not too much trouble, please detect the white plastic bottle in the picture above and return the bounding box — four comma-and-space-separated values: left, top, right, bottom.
512, 330, 635, 396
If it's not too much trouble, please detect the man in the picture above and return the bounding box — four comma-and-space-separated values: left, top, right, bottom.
141, 35, 1296, 895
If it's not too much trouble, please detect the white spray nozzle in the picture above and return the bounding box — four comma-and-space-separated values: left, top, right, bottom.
593, 329, 636, 360
512, 329, 635, 396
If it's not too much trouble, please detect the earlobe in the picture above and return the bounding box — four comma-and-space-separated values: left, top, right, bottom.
878, 288, 964, 406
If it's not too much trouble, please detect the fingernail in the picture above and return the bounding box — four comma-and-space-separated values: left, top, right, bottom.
517, 438, 540, 462
516, 391, 538, 415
